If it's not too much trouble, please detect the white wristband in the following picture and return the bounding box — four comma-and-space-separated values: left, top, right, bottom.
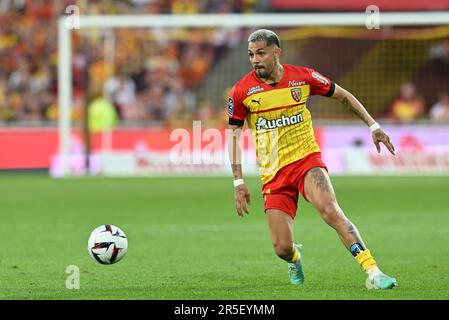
233, 179, 245, 188
369, 122, 381, 132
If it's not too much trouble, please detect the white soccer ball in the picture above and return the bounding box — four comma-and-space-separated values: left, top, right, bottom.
87, 225, 128, 264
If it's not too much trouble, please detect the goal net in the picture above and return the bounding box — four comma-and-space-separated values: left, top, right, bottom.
54, 12, 449, 177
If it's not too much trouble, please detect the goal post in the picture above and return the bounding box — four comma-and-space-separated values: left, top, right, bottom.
57, 12, 449, 177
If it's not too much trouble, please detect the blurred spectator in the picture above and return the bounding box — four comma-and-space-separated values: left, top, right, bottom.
429, 92, 449, 123
429, 39, 449, 65
104, 73, 136, 119
388, 82, 426, 123
21, 93, 44, 121
88, 95, 118, 133
0, 0, 26, 13
164, 79, 195, 114
0, 0, 255, 125
140, 85, 166, 121
197, 99, 216, 128
0, 73, 15, 120
171, 0, 199, 14
180, 43, 214, 88
8, 57, 31, 92
197, 99, 214, 120
0, 73, 7, 104
30, 62, 52, 93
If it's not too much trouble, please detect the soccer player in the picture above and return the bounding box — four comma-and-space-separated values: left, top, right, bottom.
227, 29, 398, 289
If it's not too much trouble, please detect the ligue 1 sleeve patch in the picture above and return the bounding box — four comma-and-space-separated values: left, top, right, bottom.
228, 97, 234, 116
312, 71, 329, 85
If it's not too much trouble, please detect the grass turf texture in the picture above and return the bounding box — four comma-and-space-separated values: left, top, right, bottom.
0, 175, 448, 300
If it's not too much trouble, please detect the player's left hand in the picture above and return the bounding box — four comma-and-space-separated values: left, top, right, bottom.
372, 128, 395, 155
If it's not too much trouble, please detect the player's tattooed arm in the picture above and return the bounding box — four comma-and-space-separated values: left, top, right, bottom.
228, 125, 251, 217
228, 125, 244, 179
342, 97, 371, 126
330, 84, 396, 155
330, 84, 374, 126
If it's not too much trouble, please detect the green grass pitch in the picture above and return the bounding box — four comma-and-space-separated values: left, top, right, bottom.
0, 174, 448, 300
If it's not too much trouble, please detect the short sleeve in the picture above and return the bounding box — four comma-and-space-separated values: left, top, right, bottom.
308, 68, 335, 97
228, 85, 247, 126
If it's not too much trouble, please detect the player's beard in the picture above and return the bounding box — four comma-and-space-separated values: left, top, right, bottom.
254, 65, 272, 80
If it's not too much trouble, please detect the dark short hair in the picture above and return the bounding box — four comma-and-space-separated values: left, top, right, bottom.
248, 29, 281, 48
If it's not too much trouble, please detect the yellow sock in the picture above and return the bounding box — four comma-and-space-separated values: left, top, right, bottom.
287, 246, 299, 264
355, 249, 377, 273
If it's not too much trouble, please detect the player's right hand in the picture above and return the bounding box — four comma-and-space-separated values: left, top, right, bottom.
234, 184, 251, 217
372, 128, 396, 155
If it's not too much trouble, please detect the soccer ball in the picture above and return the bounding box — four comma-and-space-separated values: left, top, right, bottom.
87, 225, 128, 264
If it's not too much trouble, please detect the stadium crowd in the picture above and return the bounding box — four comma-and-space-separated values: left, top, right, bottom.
0, 0, 255, 127
388, 82, 449, 123
1, 0, 448, 127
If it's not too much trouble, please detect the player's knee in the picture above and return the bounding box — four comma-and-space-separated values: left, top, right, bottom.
320, 200, 345, 227
273, 240, 293, 259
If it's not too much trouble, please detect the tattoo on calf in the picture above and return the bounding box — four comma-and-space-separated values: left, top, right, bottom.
347, 221, 364, 251
347, 222, 358, 236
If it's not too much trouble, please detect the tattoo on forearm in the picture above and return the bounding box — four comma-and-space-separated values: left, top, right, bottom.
342, 97, 370, 126
231, 164, 241, 179
311, 168, 330, 193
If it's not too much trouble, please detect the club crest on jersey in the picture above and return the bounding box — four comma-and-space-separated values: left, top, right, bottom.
256, 113, 304, 130
228, 98, 234, 116
290, 88, 302, 102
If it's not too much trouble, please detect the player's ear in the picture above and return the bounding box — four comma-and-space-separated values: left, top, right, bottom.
274, 46, 281, 59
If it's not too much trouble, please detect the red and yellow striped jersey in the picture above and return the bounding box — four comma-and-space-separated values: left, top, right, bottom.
228, 64, 334, 184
